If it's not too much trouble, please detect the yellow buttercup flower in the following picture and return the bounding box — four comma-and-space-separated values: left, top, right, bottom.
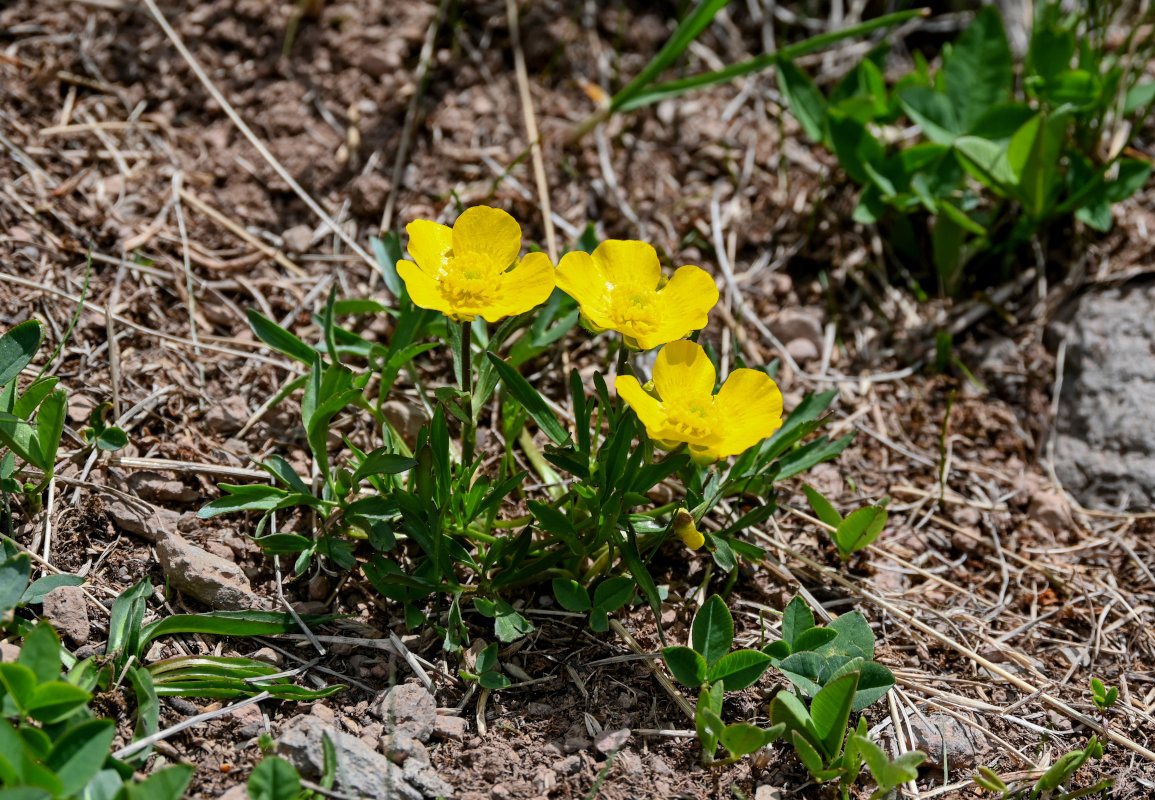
555, 240, 719, 350
400, 206, 555, 323
615, 340, 783, 464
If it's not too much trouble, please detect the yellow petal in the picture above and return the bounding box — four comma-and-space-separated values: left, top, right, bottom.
713, 369, 784, 457
556, 250, 614, 328
652, 340, 716, 401
640, 265, 718, 349
451, 206, 522, 268
397, 259, 452, 315
592, 240, 662, 291
483, 252, 557, 322
614, 375, 668, 439
405, 220, 453, 276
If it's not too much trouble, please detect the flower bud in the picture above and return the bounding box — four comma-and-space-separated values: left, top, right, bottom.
673, 509, 704, 551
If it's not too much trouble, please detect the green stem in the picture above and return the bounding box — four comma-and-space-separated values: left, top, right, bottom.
461, 319, 475, 465
615, 338, 631, 379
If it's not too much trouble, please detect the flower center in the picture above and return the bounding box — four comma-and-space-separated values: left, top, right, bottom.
440, 251, 501, 309
606, 286, 660, 333
664, 399, 716, 442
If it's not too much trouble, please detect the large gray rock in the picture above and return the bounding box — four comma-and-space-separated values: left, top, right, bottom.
1052, 282, 1155, 510
278, 715, 423, 800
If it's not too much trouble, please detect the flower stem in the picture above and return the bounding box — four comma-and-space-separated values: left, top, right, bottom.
461, 319, 475, 465
615, 337, 631, 379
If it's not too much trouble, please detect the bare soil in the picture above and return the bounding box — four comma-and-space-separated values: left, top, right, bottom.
3, 1, 1155, 799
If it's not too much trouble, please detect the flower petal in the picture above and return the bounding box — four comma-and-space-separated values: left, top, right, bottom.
451, 206, 522, 268
591, 240, 662, 291
483, 252, 557, 322
556, 250, 614, 327
397, 259, 452, 316
642, 265, 718, 349
614, 375, 668, 439
713, 369, 784, 457
652, 340, 716, 401
405, 220, 453, 276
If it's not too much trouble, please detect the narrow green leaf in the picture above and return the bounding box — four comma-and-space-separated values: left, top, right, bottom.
19, 573, 83, 606
834, 505, 888, 557
611, 0, 733, 111
776, 58, 827, 143
125, 764, 194, 800
18, 623, 61, 684
247, 309, 316, 364
811, 671, 860, 759
802, 485, 842, 529
943, 5, 1013, 132
486, 354, 571, 446
720, 722, 774, 757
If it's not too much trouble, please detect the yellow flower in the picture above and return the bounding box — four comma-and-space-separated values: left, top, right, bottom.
615, 340, 783, 464
555, 240, 718, 350
672, 509, 705, 551
400, 206, 555, 323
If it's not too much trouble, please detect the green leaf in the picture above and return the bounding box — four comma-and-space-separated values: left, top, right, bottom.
943, 5, 1012, 133
897, 86, 961, 144
370, 233, 405, 298
592, 577, 634, 613
28, 681, 93, 723
351, 449, 417, 483
486, 354, 571, 446
0, 554, 32, 615
1105, 159, 1153, 204
125, 764, 194, 800
106, 579, 151, 669
781, 596, 816, 651
691, 595, 733, 668
793, 627, 838, 653
246, 309, 316, 364
776, 58, 827, 143
18, 623, 61, 685
45, 719, 116, 796
479, 671, 510, 690
802, 486, 842, 529
12, 378, 60, 421
834, 504, 887, 558
720, 723, 776, 757
248, 757, 302, 800
0, 321, 41, 387
953, 135, 1015, 193
551, 579, 590, 612
198, 484, 289, 518
828, 112, 884, 185
616, 10, 924, 112
828, 659, 896, 711
139, 611, 331, 654
96, 426, 128, 451
853, 734, 925, 790
19, 574, 84, 606
791, 729, 826, 776
818, 611, 876, 660
707, 649, 772, 691
663, 646, 708, 689
775, 651, 825, 697
126, 666, 160, 763
810, 671, 860, 759
0, 663, 37, 712
774, 433, 855, 481
34, 387, 65, 468
1125, 82, 1155, 115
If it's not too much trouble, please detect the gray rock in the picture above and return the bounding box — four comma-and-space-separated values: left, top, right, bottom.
908, 712, 983, 769
1052, 282, 1155, 510
281, 224, 314, 254
218, 784, 249, 800
433, 714, 468, 742
42, 585, 89, 645
372, 684, 436, 742
105, 497, 179, 543
278, 715, 423, 800
204, 396, 250, 434
156, 534, 259, 610
769, 309, 823, 350
0, 641, 20, 662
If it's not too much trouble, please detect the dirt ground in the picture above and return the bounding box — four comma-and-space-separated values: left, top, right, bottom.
3, 1, 1155, 798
